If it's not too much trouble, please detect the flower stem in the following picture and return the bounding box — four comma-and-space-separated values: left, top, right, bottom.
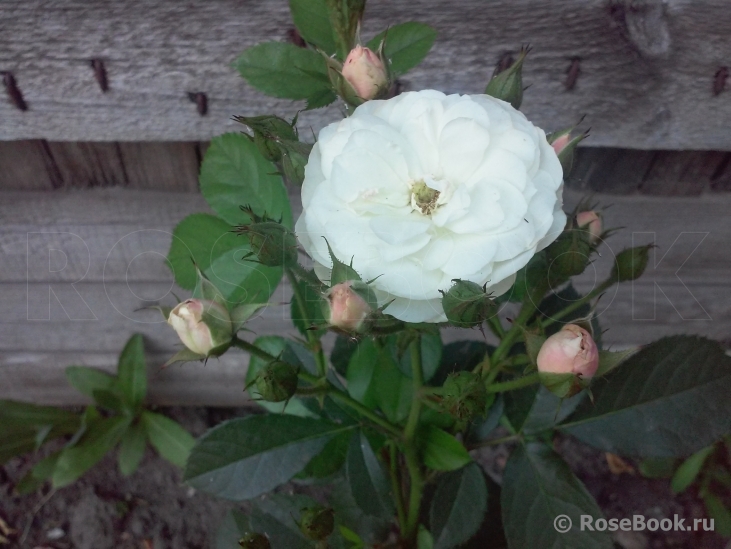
403, 337, 424, 543
469, 433, 522, 450
286, 268, 328, 377
388, 443, 407, 533
540, 279, 614, 329
485, 315, 506, 338
491, 297, 538, 365
231, 336, 278, 362
486, 372, 541, 393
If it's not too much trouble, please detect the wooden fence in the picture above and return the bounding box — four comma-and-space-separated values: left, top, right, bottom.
1, 0, 730, 405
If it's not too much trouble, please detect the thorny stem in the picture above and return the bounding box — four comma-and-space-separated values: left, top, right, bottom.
486, 372, 541, 393
403, 337, 424, 544
540, 279, 614, 329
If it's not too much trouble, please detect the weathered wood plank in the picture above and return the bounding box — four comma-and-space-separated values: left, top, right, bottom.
1, 0, 731, 148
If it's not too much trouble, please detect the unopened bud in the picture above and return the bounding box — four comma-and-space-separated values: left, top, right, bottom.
167, 299, 233, 356
611, 244, 652, 282
342, 45, 388, 100
325, 281, 374, 332
576, 211, 602, 243
537, 324, 599, 397
547, 129, 588, 176
442, 371, 488, 421
238, 533, 271, 549
237, 221, 298, 267
485, 46, 529, 109
254, 360, 298, 402
440, 280, 497, 328
298, 506, 335, 541
544, 229, 592, 288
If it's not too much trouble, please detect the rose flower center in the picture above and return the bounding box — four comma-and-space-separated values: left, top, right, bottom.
411, 180, 441, 215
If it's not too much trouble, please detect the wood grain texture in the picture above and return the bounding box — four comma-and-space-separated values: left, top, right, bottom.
2, 187, 731, 404
1, 0, 731, 148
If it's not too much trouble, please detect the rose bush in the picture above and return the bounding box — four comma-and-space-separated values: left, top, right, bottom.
296, 90, 566, 322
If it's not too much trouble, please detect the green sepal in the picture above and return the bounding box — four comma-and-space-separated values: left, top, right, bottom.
485, 46, 530, 109
555, 131, 589, 175
611, 244, 654, 283
193, 264, 227, 306
324, 238, 361, 285
595, 348, 639, 377
231, 303, 268, 332
539, 371, 586, 399
164, 348, 206, 368
522, 330, 546, 366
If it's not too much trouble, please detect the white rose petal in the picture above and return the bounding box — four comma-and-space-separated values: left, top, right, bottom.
295, 91, 566, 322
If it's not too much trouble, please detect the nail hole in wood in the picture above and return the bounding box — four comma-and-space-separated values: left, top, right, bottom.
1, 71, 28, 111
714, 67, 728, 96
188, 92, 208, 116
565, 58, 581, 91
90, 59, 109, 92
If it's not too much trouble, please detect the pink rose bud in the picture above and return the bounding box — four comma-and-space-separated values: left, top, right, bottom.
167, 299, 233, 356
537, 324, 599, 380
341, 46, 388, 100
551, 133, 572, 155
326, 281, 373, 332
576, 210, 602, 243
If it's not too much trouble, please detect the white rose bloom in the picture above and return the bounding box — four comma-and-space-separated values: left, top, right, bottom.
295, 90, 566, 323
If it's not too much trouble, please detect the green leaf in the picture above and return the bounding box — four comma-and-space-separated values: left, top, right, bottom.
430, 463, 487, 549
346, 338, 379, 409
117, 334, 147, 410
231, 302, 268, 332
703, 492, 731, 537
420, 426, 471, 472
330, 478, 392, 545
0, 401, 80, 464
395, 332, 443, 382
298, 431, 350, 479
65, 366, 117, 399
142, 411, 195, 468
367, 22, 437, 76
168, 213, 282, 306
560, 336, 731, 457
91, 389, 124, 412
245, 336, 319, 417
15, 452, 61, 494
215, 509, 251, 549
250, 494, 319, 549
289, 0, 336, 54
193, 264, 227, 305
200, 133, 293, 227
504, 385, 586, 435
184, 415, 350, 500
52, 416, 131, 487
346, 431, 394, 519
671, 445, 714, 493
235, 41, 334, 101
118, 422, 147, 476
638, 457, 678, 479
331, 335, 359, 377
373, 353, 413, 423
501, 442, 613, 549
417, 526, 434, 549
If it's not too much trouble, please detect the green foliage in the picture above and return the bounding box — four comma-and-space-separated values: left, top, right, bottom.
419, 426, 472, 471
345, 431, 394, 518
367, 22, 437, 76
501, 442, 613, 549
289, 0, 337, 54
184, 415, 352, 500
235, 42, 335, 107
429, 463, 487, 548
2, 335, 194, 492
559, 336, 731, 457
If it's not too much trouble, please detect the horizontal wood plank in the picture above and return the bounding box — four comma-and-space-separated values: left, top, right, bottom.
1, 0, 731, 148
2, 187, 731, 404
